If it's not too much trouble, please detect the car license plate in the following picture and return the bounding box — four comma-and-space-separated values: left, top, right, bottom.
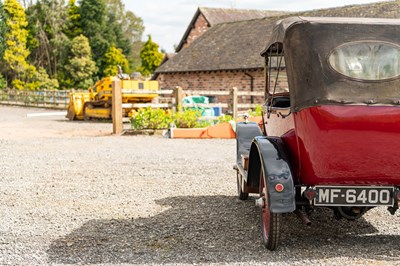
314, 186, 394, 206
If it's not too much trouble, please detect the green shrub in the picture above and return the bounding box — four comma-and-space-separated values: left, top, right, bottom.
174, 109, 202, 128
217, 114, 233, 123
130, 107, 173, 130
130, 108, 234, 130
11, 79, 24, 90
195, 119, 214, 128
0, 74, 7, 90
248, 105, 263, 117
35, 67, 59, 90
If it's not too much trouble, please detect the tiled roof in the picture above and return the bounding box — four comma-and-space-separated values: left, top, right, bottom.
158, 19, 273, 73
175, 7, 288, 52
299, 1, 400, 18
157, 1, 400, 74
200, 7, 288, 26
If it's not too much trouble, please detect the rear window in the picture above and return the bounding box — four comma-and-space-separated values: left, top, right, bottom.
328, 42, 400, 81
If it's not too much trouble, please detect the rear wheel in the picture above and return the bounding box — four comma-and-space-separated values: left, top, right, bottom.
260, 169, 281, 250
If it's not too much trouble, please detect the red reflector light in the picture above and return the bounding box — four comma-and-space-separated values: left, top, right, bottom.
305, 189, 317, 200
275, 183, 284, 192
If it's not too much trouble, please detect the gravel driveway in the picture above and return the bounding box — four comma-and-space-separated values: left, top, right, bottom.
1, 105, 400, 265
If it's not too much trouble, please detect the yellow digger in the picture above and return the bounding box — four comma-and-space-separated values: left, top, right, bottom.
67, 71, 159, 121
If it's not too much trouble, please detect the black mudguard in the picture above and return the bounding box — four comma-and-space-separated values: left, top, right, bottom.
236, 122, 263, 167
247, 136, 296, 213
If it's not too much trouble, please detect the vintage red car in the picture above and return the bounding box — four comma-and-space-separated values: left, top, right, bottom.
235, 17, 400, 250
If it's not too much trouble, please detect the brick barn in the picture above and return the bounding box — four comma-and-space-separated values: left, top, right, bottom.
154, 2, 400, 105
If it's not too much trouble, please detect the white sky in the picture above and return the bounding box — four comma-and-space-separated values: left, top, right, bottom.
123, 0, 391, 52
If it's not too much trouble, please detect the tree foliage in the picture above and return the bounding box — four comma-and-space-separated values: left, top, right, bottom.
104, 0, 124, 21
64, 34, 97, 89
0, 0, 147, 90
103, 0, 145, 71
26, 0, 69, 78
0, 1, 8, 60
102, 45, 130, 76
3, 0, 37, 89
78, 0, 108, 70
140, 35, 164, 76
35, 67, 59, 90
3, 0, 30, 75
64, 0, 81, 39
122, 11, 144, 71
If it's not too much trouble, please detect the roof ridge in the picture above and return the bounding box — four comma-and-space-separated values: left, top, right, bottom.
293, 0, 396, 14
199, 6, 288, 13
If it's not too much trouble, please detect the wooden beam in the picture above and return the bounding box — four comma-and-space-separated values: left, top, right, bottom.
122, 103, 172, 109
231, 87, 238, 120
184, 90, 230, 96
175, 86, 183, 112
112, 80, 123, 135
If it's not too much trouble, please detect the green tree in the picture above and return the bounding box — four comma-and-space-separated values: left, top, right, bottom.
64, 34, 97, 89
131, 40, 143, 71
79, 0, 142, 77
26, 0, 69, 80
25, 5, 40, 52
64, 0, 82, 39
103, 8, 143, 73
104, 10, 130, 55
140, 35, 164, 76
102, 45, 130, 76
104, 0, 124, 20
34, 67, 59, 90
122, 11, 144, 43
3, 0, 37, 89
122, 11, 144, 71
104, 0, 144, 71
78, 0, 108, 70
0, 73, 6, 90
0, 2, 9, 87
0, 2, 8, 61
103, 0, 131, 55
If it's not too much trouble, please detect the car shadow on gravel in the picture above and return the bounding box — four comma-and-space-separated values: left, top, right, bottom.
48, 196, 400, 264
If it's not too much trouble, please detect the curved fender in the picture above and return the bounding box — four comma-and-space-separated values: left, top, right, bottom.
236, 122, 263, 166
247, 136, 296, 213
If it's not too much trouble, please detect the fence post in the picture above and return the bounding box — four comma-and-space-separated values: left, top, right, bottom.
112, 79, 123, 135
231, 87, 238, 120
175, 86, 183, 112
52, 90, 56, 106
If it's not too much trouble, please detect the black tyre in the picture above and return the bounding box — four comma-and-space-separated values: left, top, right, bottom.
259, 169, 281, 250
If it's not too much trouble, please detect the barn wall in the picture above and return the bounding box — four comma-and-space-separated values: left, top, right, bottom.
183, 14, 209, 49
157, 70, 262, 90
156, 68, 288, 90
156, 69, 265, 105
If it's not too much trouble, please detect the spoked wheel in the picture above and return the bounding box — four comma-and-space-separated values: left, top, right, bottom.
236, 171, 249, 200
259, 169, 281, 250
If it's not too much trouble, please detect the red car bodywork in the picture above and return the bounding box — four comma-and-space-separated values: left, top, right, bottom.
267, 105, 400, 186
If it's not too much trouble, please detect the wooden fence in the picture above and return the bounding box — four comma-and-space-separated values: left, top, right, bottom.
119, 87, 264, 114
0, 87, 264, 113
0, 89, 71, 109
112, 84, 265, 134
0, 85, 264, 135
